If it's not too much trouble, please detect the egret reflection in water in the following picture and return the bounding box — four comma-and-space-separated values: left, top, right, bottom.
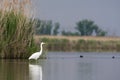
29, 64, 42, 80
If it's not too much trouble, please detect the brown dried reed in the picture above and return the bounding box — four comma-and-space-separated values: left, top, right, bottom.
0, 0, 37, 59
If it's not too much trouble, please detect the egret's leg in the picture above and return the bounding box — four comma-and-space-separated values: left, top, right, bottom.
35, 59, 37, 64
36, 59, 39, 64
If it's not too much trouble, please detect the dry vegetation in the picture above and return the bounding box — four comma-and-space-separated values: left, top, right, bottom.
0, 0, 32, 17
34, 35, 120, 42
0, 0, 37, 59
35, 35, 120, 52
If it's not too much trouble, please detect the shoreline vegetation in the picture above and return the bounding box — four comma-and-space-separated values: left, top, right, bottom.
0, 1, 120, 59
0, 0, 37, 59
35, 35, 120, 52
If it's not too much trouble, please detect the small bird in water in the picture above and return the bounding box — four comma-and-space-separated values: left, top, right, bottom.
80, 55, 83, 58
112, 56, 115, 59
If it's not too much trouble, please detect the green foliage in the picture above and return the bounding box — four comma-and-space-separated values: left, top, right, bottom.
38, 37, 120, 52
75, 19, 107, 36
44, 20, 53, 35
34, 18, 107, 36
53, 22, 60, 35
35, 19, 60, 35
95, 28, 107, 36
61, 30, 79, 36
35, 19, 52, 35
0, 11, 37, 59
76, 19, 95, 36
40, 38, 70, 51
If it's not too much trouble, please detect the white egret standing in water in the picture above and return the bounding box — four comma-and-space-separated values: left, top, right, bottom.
29, 42, 45, 60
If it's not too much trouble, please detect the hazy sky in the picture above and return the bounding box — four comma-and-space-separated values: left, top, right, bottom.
34, 0, 120, 36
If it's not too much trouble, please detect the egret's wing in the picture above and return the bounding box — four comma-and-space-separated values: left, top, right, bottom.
29, 52, 39, 60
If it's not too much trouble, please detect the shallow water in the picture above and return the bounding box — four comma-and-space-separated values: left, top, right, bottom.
0, 52, 120, 80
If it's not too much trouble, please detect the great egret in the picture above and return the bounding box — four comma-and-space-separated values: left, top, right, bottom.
29, 42, 45, 60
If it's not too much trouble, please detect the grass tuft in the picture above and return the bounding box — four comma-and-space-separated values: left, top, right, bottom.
0, 0, 37, 59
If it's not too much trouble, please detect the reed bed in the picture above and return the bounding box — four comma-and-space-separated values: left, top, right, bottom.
36, 35, 120, 41
0, 0, 37, 59
36, 35, 120, 52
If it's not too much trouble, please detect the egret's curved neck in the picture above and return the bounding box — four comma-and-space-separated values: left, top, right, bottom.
40, 43, 43, 52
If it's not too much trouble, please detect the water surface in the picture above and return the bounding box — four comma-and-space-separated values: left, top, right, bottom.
0, 52, 120, 80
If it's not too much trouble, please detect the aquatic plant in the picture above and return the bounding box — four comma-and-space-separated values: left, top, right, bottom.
36, 36, 120, 52
0, 0, 37, 59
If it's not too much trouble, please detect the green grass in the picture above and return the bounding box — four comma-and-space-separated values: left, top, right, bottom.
38, 37, 120, 52
0, 11, 37, 59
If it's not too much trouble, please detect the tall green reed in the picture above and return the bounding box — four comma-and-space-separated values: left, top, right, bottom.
0, 0, 37, 59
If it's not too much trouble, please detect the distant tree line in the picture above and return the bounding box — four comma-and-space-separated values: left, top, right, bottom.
35, 19, 60, 35
34, 19, 107, 36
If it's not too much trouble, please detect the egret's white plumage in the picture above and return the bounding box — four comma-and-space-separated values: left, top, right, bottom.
29, 42, 45, 60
